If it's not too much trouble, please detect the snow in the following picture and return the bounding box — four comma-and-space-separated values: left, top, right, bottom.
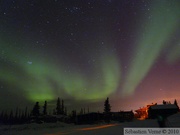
0, 122, 74, 135
1, 113, 180, 135
167, 112, 180, 127
0, 120, 157, 135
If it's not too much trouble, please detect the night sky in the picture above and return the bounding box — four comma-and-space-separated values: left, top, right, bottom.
0, 0, 180, 112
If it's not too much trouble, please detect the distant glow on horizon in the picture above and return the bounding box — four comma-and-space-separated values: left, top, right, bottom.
122, 0, 180, 97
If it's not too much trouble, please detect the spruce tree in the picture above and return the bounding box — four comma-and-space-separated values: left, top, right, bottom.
0, 111, 4, 124
64, 107, 67, 116
174, 99, 179, 110
53, 109, 56, 115
4, 111, 8, 124
24, 107, 28, 119
104, 97, 111, 114
9, 110, 13, 119
43, 101, 47, 115
18, 109, 22, 120
174, 99, 178, 106
14, 108, 18, 123
80, 108, 83, 115
24, 106, 28, 122
61, 99, 64, 115
32, 102, 40, 116
88, 107, 89, 113
104, 97, 111, 123
83, 108, 85, 114
21, 111, 25, 123
9, 110, 14, 124
56, 97, 61, 115
163, 100, 166, 105
72, 110, 76, 117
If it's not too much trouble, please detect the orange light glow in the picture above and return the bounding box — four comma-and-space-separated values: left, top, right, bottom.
77, 124, 119, 131
44, 124, 119, 135
135, 103, 157, 119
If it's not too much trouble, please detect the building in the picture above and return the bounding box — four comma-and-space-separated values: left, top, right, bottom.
111, 111, 134, 122
135, 103, 157, 119
148, 104, 179, 119
76, 112, 103, 124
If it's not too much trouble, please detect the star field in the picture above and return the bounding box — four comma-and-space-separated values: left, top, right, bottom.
0, 0, 180, 111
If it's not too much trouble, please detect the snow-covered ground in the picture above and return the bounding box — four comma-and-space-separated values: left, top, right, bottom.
1, 113, 180, 135
0, 120, 158, 135
166, 112, 180, 127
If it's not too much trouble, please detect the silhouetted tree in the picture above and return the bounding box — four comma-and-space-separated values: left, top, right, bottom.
9, 110, 13, 119
174, 99, 179, 111
20, 111, 25, 123
9, 110, 14, 124
56, 97, 61, 115
83, 108, 85, 114
174, 99, 178, 106
163, 100, 166, 105
61, 99, 64, 115
0, 111, 4, 124
53, 109, 56, 115
3, 111, 8, 124
88, 107, 89, 113
18, 109, 22, 120
14, 108, 18, 123
71, 110, 77, 123
32, 102, 40, 116
24, 106, 30, 123
43, 101, 47, 115
104, 97, 111, 123
64, 107, 67, 116
104, 97, 111, 113
80, 108, 83, 115
72, 110, 77, 117
24, 106, 28, 119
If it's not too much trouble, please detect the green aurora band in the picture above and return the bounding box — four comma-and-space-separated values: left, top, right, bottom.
167, 41, 180, 64
122, 0, 180, 96
0, 41, 121, 102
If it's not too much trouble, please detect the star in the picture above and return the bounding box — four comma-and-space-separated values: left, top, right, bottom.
27, 61, 32, 65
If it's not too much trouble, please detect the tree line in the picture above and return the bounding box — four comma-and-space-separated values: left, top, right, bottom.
0, 107, 30, 125
32, 97, 67, 117
0, 97, 68, 125
0, 97, 112, 125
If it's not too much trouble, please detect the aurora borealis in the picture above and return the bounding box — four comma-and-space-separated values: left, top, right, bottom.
122, 0, 180, 96
0, 0, 180, 112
